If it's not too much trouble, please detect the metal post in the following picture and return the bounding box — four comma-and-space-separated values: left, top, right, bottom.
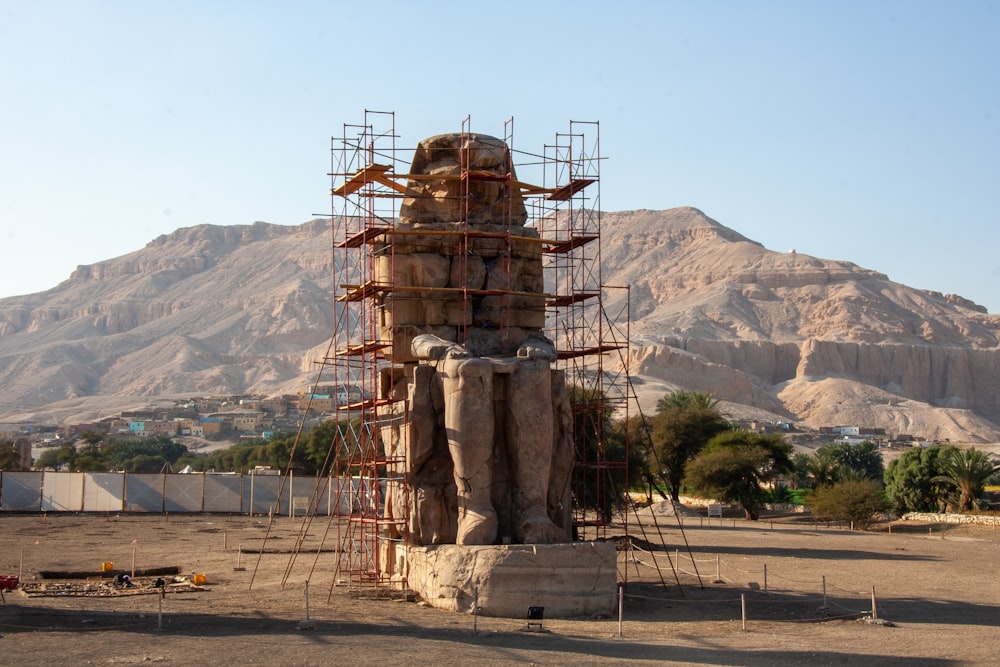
741, 594, 747, 632
305, 580, 311, 620
618, 583, 624, 638
871, 586, 877, 619
763, 563, 768, 594
473, 586, 479, 634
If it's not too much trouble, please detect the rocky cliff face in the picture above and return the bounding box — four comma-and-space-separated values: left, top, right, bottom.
600, 208, 1000, 441
2, 208, 998, 441
0, 220, 336, 415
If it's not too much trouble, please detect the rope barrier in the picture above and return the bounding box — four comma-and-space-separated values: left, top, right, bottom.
767, 570, 824, 586
612, 546, 897, 633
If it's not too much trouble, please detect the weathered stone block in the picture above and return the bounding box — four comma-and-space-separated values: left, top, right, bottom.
406, 542, 618, 618
382, 324, 456, 363
449, 254, 487, 290
376, 253, 450, 288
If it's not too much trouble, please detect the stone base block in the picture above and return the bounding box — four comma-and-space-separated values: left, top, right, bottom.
406, 542, 617, 618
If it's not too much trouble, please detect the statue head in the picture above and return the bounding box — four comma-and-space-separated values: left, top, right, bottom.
399, 133, 528, 227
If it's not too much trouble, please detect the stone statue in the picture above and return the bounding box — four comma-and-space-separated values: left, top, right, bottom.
376, 133, 575, 546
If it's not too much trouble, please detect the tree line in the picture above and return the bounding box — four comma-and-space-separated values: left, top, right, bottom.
629, 390, 999, 526
6, 389, 998, 528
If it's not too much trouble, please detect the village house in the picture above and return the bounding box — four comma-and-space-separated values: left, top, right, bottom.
200, 416, 234, 440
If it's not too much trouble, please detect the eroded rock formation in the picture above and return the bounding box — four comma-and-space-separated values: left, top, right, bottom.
1, 207, 998, 442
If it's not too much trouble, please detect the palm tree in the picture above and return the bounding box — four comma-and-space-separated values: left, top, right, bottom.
656, 390, 720, 412
932, 447, 999, 512
808, 449, 840, 487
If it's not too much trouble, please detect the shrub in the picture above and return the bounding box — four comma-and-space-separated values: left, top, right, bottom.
767, 482, 794, 504
884, 445, 952, 513
806, 479, 889, 529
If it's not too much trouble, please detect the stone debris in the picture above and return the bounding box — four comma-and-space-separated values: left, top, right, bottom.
18, 576, 205, 598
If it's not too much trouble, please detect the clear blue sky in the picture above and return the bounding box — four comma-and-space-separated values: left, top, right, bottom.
2, 1, 998, 312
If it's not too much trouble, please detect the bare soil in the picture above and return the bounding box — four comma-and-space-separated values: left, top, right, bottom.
1, 511, 998, 666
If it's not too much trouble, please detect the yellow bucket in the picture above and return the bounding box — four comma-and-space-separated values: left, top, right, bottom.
101, 562, 113, 572
192, 573, 207, 585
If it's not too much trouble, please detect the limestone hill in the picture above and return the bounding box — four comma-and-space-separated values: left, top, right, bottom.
2, 208, 998, 441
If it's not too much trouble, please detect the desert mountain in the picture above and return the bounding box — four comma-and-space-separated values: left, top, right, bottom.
601, 208, 1000, 442
1, 208, 998, 441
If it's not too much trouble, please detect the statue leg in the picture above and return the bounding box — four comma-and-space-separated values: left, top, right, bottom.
509, 359, 565, 544
441, 357, 498, 545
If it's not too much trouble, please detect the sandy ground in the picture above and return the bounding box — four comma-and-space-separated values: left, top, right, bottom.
1, 510, 998, 666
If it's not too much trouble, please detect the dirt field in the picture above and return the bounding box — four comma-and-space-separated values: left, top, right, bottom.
1, 510, 998, 666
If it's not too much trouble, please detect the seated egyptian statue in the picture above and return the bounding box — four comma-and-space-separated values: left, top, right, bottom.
376, 133, 575, 546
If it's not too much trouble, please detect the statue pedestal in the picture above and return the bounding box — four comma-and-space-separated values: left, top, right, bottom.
405, 542, 618, 618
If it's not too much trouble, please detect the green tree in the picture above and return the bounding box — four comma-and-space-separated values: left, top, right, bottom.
624, 414, 663, 501
0, 440, 25, 471
37, 443, 79, 470
569, 386, 630, 521
684, 430, 794, 520
656, 390, 720, 412
649, 391, 730, 502
790, 452, 812, 489
102, 436, 188, 471
125, 454, 170, 473
72, 437, 103, 471
884, 445, 953, 513
192, 424, 355, 475
35, 448, 63, 470
608, 416, 649, 498
73, 453, 106, 472
932, 447, 1000, 512
815, 441, 884, 482
302, 421, 345, 473
806, 479, 889, 529
79, 430, 105, 448
807, 448, 840, 487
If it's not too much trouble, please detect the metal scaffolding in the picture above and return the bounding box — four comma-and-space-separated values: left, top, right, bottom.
326, 112, 630, 587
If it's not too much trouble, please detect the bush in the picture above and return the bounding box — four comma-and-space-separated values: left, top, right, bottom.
884, 445, 952, 513
767, 482, 794, 504
806, 479, 889, 529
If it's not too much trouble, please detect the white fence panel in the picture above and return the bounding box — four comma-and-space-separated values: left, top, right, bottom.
83, 473, 125, 512
243, 475, 282, 515
203, 475, 242, 513
326, 477, 358, 515
41, 472, 84, 512
2, 472, 329, 516
164, 475, 204, 512
290, 476, 331, 516
1, 472, 43, 511
125, 474, 165, 512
